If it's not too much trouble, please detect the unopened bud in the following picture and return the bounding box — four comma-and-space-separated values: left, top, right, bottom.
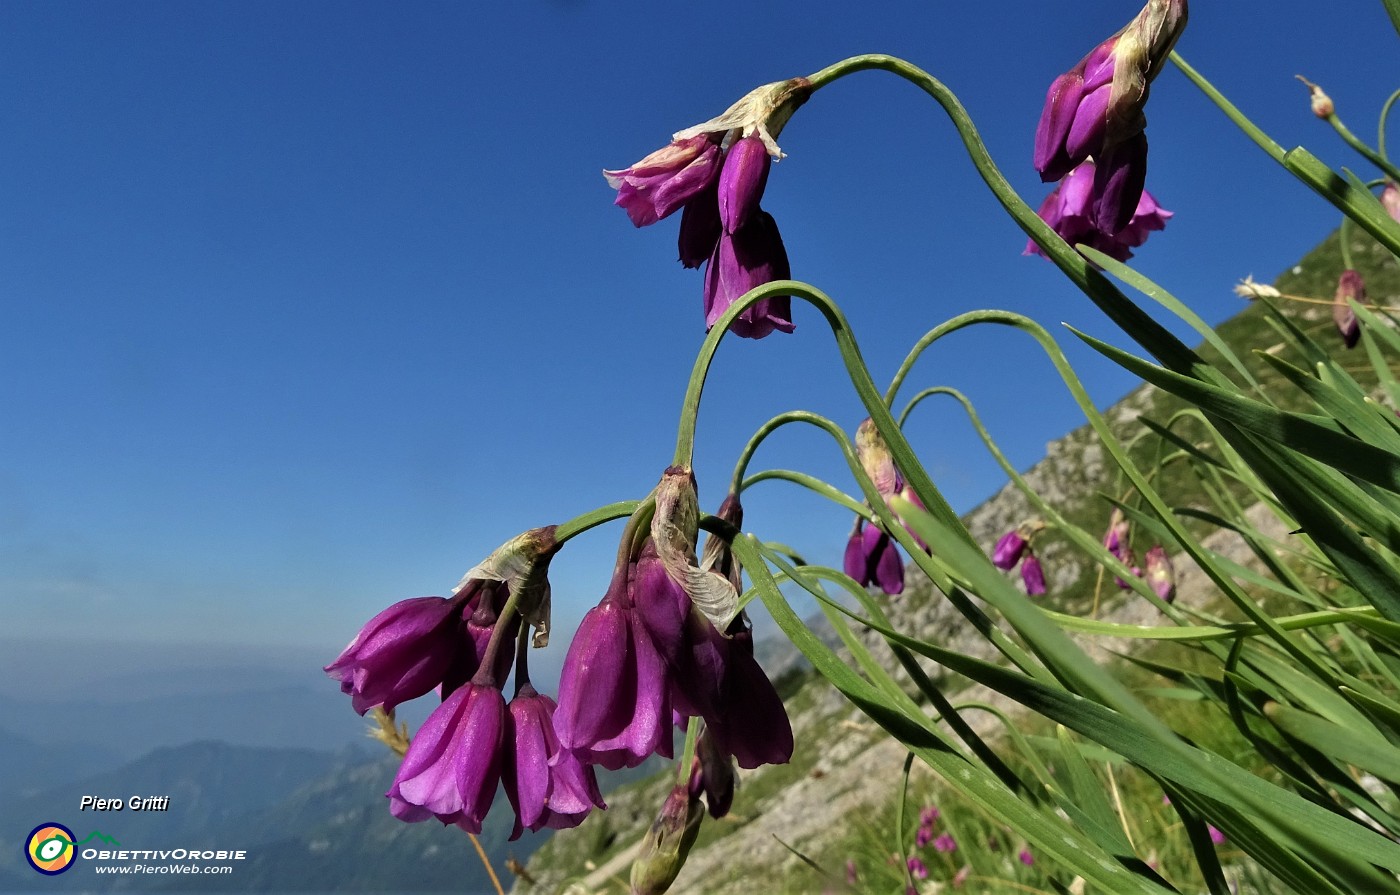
1297, 76, 1333, 118
689, 730, 736, 819
1144, 545, 1176, 603
1334, 269, 1365, 349
855, 418, 901, 497
1383, 182, 1400, 223
630, 785, 703, 895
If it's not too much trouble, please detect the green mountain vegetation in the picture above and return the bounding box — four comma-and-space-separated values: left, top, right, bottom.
510, 225, 1400, 895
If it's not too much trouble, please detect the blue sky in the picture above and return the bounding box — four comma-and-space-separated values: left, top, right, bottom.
2, 1, 1396, 684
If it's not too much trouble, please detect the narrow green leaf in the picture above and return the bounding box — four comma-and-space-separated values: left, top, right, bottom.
1072, 327, 1400, 496
1265, 701, 1400, 782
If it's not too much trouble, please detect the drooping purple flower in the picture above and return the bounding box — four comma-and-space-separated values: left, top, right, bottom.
992, 531, 1027, 570
1019, 848, 1035, 866
606, 80, 811, 340
688, 730, 737, 819
919, 806, 941, 827
1104, 507, 1131, 559
387, 680, 506, 834
503, 683, 604, 840
907, 856, 929, 880
845, 518, 905, 595
1033, 0, 1188, 187
1026, 159, 1171, 262
718, 134, 771, 234
325, 592, 472, 716
915, 824, 934, 848
604, 135, 724, 228
703, 210, 795, 339
1209, 825, 1227, 845
934, 833, 958, 854
845, 859, 858, 885
1382, 182, 1400, 222
1334, 269, 1364, 350
701, 616, 794, 769
1021, 552, 1047, 596
1092, 131, 1149, 235
554, 573, 673, 770
1143, 545, 1176, 603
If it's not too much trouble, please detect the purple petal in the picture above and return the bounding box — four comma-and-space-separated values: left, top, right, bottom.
992, 531, 1027, 570
717, 135, 770, 234
1092, 132, 1148, 235
1021, 554, 1047, 596
554, 601, 634, 752
703, 212, 794, 339
605, 136, 723, 228
677, 179, 721, 269
872, 527, 905, 596
1034, 70, 1086, 181
325, 595, 464, 716
1065, 83, 1112, 163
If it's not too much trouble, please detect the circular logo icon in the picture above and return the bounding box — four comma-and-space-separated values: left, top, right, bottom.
25, 822, 77, 875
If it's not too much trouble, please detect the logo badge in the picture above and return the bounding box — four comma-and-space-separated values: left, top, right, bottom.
25, 822, 77, 875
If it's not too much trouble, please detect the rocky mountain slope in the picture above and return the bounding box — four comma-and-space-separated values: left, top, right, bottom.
511, 227, 1400, 895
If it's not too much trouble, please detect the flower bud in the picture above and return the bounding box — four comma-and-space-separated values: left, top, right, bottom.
1383, 182, 1400, 223
992, 530, 1027, 570
1297, 76, 1334, 118
1021, 552, 1047, 596
1144, 545, 1176, 603
855, 418, 901, 497
630, 784, 704, 895
1334, 269, 1364, 349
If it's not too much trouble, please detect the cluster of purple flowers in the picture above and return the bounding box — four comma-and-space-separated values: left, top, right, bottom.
1027, 0, 1186, 261
843, 419, 931, 596
992, 524, 1048, 596
1104, 509, 1176, 602
326, 470, 793, 841
605, 79, 812, 340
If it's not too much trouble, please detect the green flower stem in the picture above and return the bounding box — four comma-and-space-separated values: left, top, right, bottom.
1166, 53, 1286, 163
807, 54, 1225, 385
554, 500, 643, 544
891, 308, 1343, 683
900, 383, 1174, 614
673, 279, 975, 555
729, 407, 1048, 680
1340, 215, 1356, 270
676, 716, 700, 788
1171, 52, 1400, 258
1045, 605, 1388, 642
739, 468, 869, 518
729, 412, 826, 494
1379, 88, 1400, 159
1327, 112, 1400, 185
